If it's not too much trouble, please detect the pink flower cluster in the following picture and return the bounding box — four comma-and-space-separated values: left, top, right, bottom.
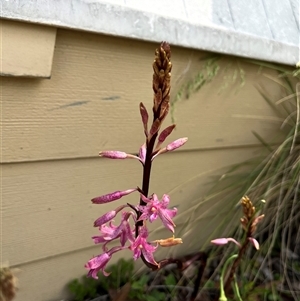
85, 142, 186, 279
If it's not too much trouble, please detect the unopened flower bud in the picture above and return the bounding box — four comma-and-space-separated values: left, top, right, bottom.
100, 151, 140, 161
149, 119, 161, 138
139, 143, 146, 164
211, 237, 241, 248
248, 237, 260, 250
152, 137, 188, 160
99, 151, 125, 159
252, 214, 265, 227
153, 89, 163, 112
92, 188, 137, 204
93, 205, 128, 227
139, 102, 149, 135
94, 210, 117, 227
166, 137, 188, 151
157, 124, 176, 147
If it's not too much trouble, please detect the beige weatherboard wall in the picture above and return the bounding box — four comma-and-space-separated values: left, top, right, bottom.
1, 1, 298, 300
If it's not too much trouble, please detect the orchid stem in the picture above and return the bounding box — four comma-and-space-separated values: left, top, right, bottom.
233, 274, 242, 301
219, 254, 238, 301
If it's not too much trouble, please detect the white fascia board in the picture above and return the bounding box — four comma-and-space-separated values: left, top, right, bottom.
1, 0, 299, 66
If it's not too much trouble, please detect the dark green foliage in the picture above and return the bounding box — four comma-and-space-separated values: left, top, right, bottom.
68, 277, 98, 301
67, 258, 177, 301
128, 274, 165, 301
98, 258, 135, 291
164, 273, 177, 286
67, 258, 134, 301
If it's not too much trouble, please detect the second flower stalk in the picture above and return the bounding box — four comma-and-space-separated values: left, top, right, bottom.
85, 42, 187, 278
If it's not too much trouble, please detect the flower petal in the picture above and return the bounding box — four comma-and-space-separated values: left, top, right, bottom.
85, 253, 111, 270
142, 246, 158, 266
149, 212, 158, 222
87, 269, 100, 279
158, 210, 176, 232
161, 194, 170, 207
137, 211, 150, 221
164, 207, 177, 219
132, 247, 142, 260
92, 235, 107, 244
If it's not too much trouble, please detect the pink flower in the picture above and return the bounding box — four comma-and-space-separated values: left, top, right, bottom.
138, 194, 177, 232
92, 212, 135, 246
92, 188, 137, 204
85, 246, 126, 278
130, 226, 158, 266
85, 252, 111, 278
211, 238, 241, 248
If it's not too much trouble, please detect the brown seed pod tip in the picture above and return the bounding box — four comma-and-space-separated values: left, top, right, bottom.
161, 41, 171, 55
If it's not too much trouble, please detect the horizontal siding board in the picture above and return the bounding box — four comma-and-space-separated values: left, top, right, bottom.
1, 29, 285, 163
2, 147, 262, 266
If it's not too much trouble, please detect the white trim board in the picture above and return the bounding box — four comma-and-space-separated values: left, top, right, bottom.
1, 0, 299, 66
